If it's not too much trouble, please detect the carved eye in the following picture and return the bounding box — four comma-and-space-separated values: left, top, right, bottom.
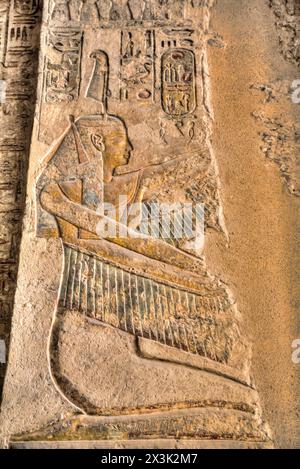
91, 133, 105, 152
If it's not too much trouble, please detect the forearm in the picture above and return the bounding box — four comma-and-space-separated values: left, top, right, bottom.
40, 182, 205, 274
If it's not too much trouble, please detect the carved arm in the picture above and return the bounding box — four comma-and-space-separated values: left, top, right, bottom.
40, 181, 207, 276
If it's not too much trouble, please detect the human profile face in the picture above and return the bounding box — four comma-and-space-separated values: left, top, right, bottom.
104, 122, 133, 174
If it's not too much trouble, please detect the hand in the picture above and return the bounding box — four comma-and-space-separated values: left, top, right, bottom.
40, 182, 66, 212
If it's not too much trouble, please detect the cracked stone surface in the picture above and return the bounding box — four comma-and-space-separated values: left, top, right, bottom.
0, 0, 299, 449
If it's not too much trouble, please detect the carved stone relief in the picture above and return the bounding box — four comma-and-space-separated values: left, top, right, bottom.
1, 0, 271, 445
3, 0, 300, 449
270, 0, 300, 67
0, 0, 42, 394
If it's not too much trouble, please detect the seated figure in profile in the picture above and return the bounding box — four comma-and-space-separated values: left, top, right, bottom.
35, 51, 268, 446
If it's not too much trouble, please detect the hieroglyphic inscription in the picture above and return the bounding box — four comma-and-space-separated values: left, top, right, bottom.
82, 0, 196, 24
45, 29, 83, 103
34, 25, 253, 419
48, 0, 203, 27
0, 0, 42, 397
4, 0, 41, 67
156, 28, 198, 144
120, 29, 155, 101
0, 0, 275, 446
161, 48, 196, 118
43, 1, 83, 105
0, 3, 9, 64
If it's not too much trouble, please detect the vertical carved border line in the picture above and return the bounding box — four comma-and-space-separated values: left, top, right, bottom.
0, 0, 42, 402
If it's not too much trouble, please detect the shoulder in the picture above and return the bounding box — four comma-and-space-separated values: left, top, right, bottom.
107, 171, 141, 201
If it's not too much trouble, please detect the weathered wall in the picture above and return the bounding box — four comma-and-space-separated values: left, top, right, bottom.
0, 0, 299, 449
0, 0, 42, 396
208, 0, 300, 448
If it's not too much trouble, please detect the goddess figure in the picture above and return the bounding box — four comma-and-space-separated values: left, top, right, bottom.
35, 51, 269, 445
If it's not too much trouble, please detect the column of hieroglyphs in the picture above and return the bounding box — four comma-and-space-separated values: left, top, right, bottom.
0, 0, 42, 395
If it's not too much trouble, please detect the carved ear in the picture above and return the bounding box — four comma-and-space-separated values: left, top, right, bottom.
91, 133, 105, 153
